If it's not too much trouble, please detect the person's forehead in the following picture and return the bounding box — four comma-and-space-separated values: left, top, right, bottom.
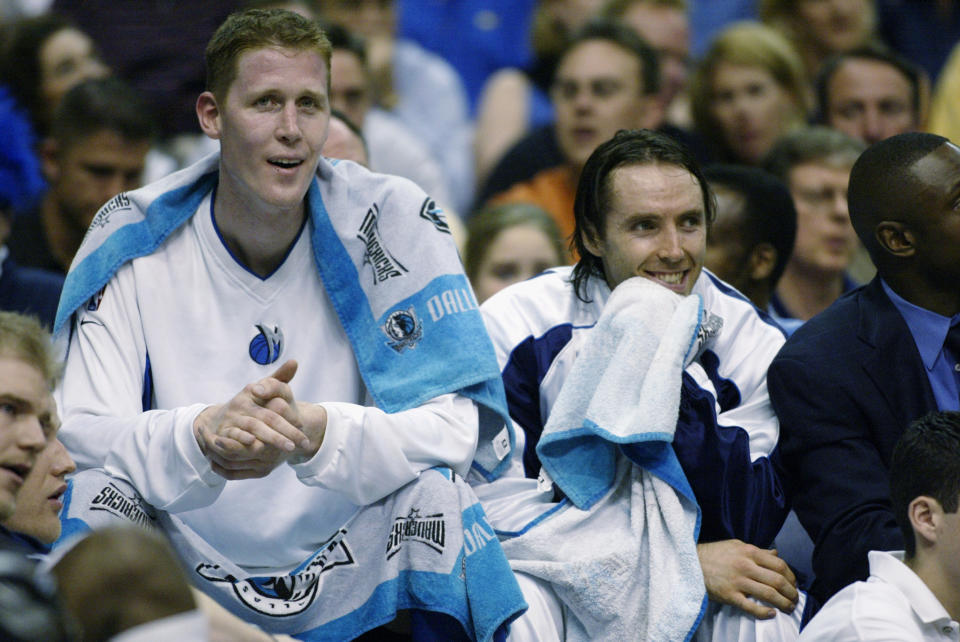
607, 162, 703, 209
66, 129, 151, 158
331, 48, 364, 70
831, 58, 911, 99
40, 28, 93, 62
331, 51, 366, 85
0, 356, 48, 401
557, 39, 642, 79
232, 45, 328, 88
788, 160, 853, 185
712, 61, 775, 86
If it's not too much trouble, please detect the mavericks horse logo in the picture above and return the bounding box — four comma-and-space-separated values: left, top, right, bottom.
195, 530, 354, 617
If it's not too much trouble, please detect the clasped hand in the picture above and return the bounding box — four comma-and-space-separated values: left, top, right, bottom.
192, 360, 326, 480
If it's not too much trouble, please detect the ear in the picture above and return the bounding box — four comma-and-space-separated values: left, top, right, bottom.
580, 222, 603, 257
196, 91, 223, 140
876, 221, 916, 258
908, 495, 942, 548
747, 243, 777, 282
39, 137, 60, 183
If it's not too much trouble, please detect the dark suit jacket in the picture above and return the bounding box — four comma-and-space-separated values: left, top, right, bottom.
0, 254, 63, 328
768, 277, 938, 608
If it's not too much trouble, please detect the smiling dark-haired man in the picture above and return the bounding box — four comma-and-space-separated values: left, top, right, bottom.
475, 128, 802, 640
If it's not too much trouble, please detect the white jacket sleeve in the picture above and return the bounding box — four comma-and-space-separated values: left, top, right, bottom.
291, 393, 478, 505
57, 266, 226, 513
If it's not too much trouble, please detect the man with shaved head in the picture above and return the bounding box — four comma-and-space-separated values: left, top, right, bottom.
768, 132, 960, 613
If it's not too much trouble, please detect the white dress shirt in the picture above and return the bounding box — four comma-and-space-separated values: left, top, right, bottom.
801, 550, 960, 641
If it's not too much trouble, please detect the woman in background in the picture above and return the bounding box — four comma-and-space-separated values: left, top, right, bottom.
689, 21, 809, 166
465, 203, 566, 303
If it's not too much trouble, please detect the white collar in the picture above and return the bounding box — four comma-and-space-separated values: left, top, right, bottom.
869, 550, 956, 627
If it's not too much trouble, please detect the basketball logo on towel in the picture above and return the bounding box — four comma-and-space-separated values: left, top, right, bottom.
382, 307, 422, 353
249, 323, 284, 365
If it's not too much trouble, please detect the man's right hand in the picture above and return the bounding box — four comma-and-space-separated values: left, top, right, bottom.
193, 360, 309, 480
697, 539, 798, 619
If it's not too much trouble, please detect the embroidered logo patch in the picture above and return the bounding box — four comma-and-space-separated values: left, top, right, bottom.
385, 508, 446, 560
249, 324, 284, 365
89, 482, 156, 529
89, 193, 131, 231
382, 307, 422, 352
418, 197, 450, 234
357, 203, 407, 285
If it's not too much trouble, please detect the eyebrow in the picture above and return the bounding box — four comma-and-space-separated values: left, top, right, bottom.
0, 393, 35, 410
0, 393, 55, 430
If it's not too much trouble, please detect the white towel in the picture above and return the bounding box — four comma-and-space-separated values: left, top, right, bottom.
499, 277, 709, 641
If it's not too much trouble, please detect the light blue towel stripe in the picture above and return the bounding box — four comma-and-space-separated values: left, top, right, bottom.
54, 172, 217, 332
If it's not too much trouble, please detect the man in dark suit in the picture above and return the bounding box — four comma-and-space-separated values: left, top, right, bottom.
768, 132, 960, 613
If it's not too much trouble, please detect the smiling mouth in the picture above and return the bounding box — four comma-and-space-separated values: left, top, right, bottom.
268, 158, 303, 169
650, 271, 685, 285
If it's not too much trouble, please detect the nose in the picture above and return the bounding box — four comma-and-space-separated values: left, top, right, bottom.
18, 416, 47, 458
831, 191, 850, 222
658, 225, 685, 263
82, 58, 110, 83
568, 85, 595, 114
862, 108, 884, 144
50, 439, 76, 476
276, 103, 302, 143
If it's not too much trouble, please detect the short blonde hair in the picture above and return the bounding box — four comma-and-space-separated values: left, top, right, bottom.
0, 312, 60, 389
689, 21, 809, 160
205, 8, 332, 100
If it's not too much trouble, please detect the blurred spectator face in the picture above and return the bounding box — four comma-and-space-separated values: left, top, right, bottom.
320, 0, 396, 39
45, 129, 150, 230
704, 184, 751, 288
787, 160, 858, 276
472, 224, 563, 302
39, 28, 109, 120
0, 356, 51, 521
3, 437, 74, 545
795, 0, 873, 56
710, 62, 797, 164
552, 39, 652, 171
323, 116, 369, 166
330, 49, 372, 129
619, 2, 690, 112
826, 58, 917, 145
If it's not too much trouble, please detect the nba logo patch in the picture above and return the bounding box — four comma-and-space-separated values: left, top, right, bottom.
249, 323, 283, 365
